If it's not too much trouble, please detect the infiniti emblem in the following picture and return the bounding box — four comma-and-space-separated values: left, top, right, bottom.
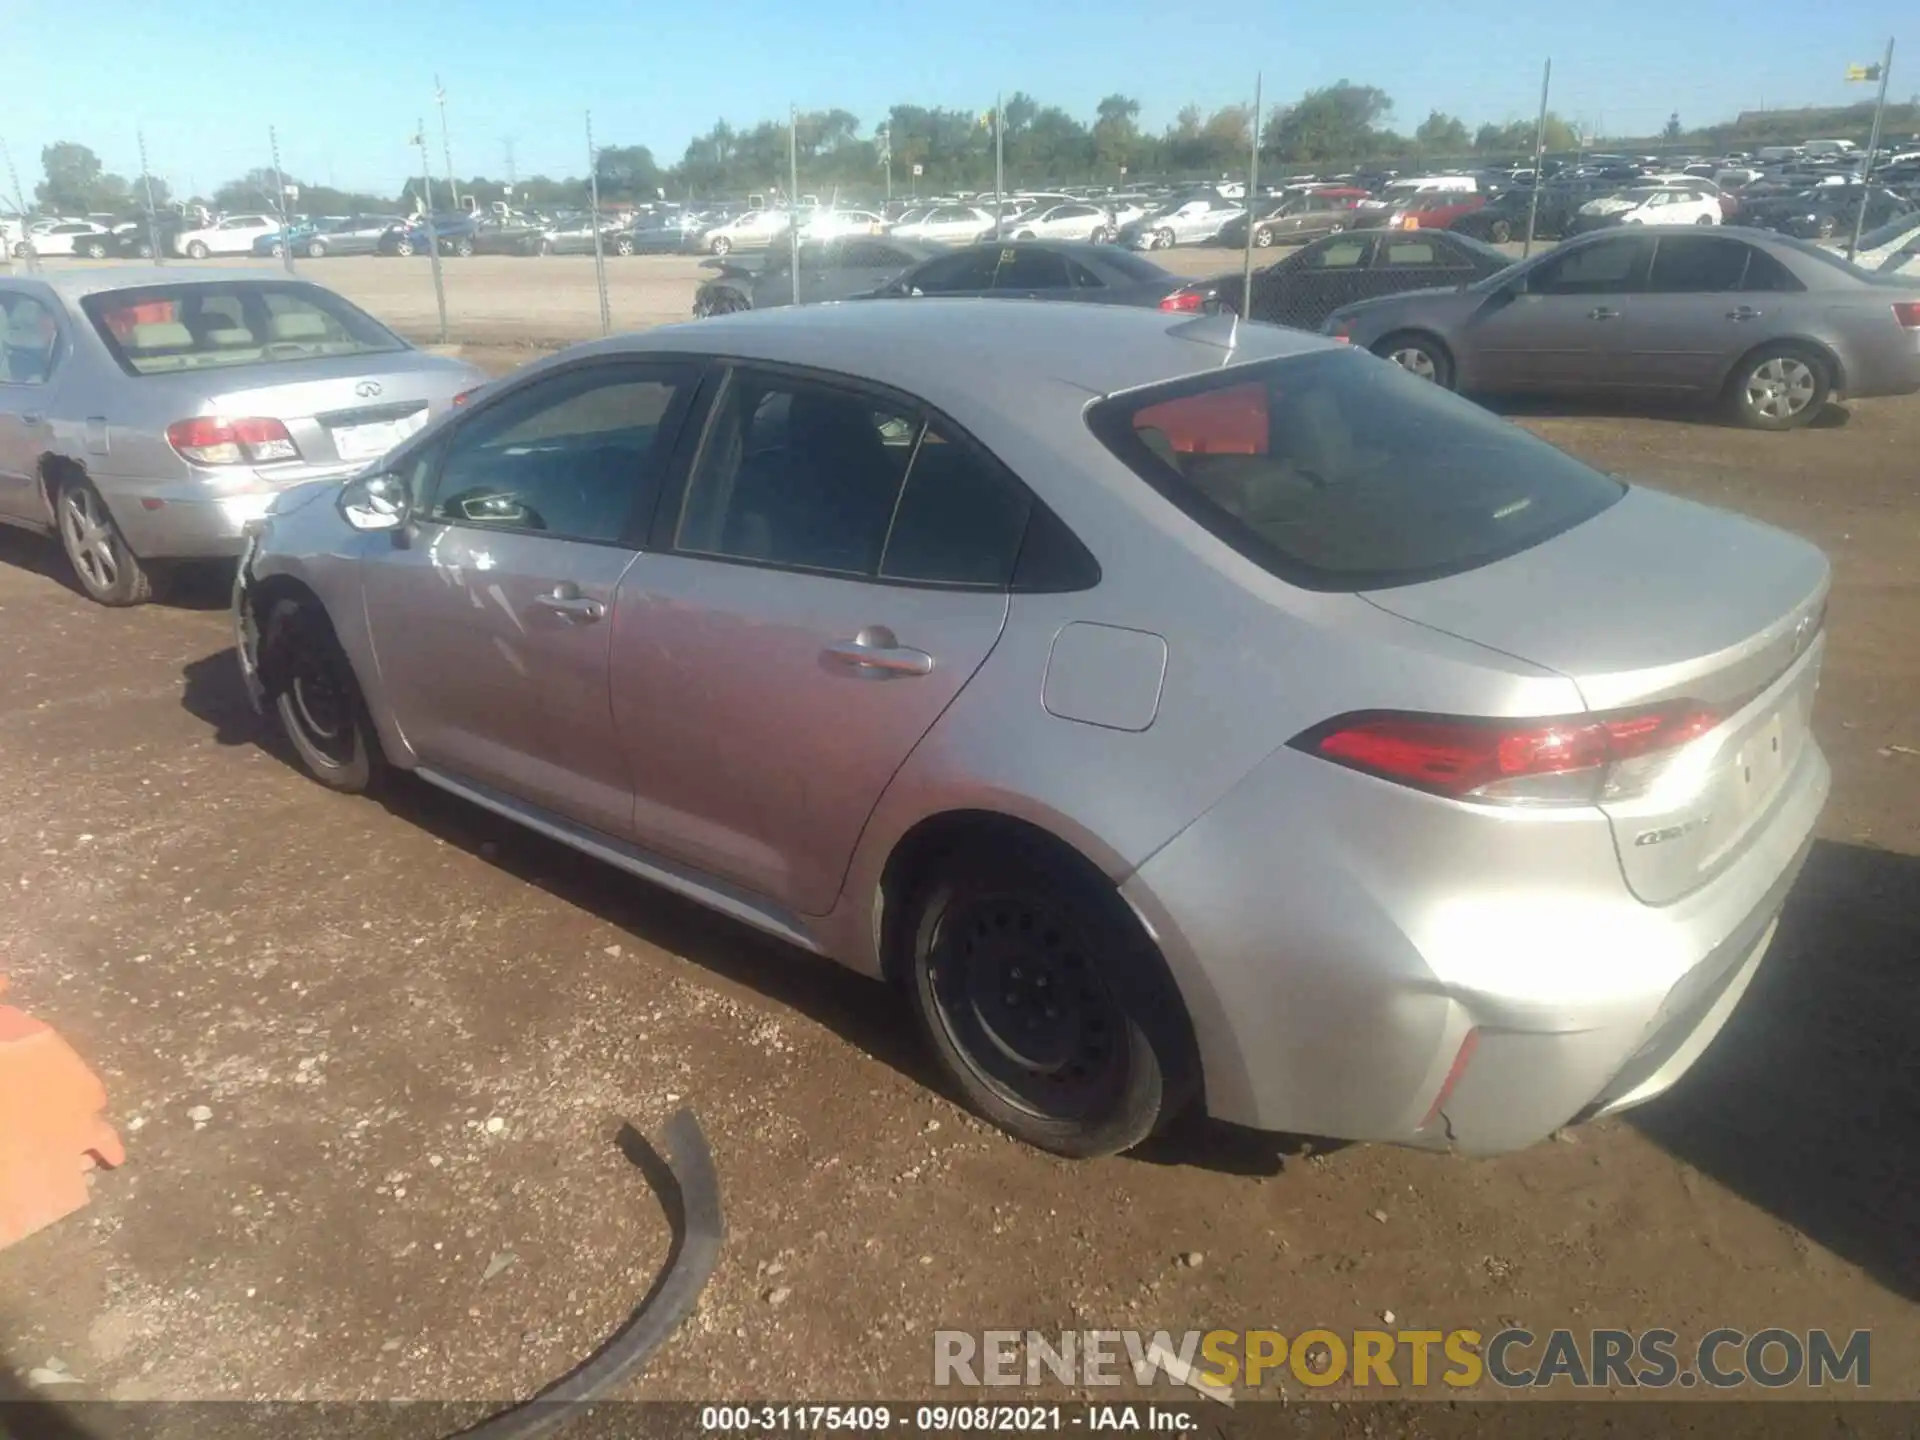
354, 380, 384, 399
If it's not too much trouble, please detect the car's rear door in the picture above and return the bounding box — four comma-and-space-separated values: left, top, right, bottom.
1620, 234, 1789, 391
0, 289, 64, 523
361, 358, 700, 837
609, 365, 1025, 915
1252, 234, 1377, 328
1471, 232, 1652, 391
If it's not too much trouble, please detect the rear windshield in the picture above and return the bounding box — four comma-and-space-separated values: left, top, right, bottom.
1087, 350, 1623, 591
82, 281, 406, 376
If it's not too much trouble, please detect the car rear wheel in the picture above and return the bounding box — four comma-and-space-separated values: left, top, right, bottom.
1489, 218, 1514, 243
307, 239, 327, 258
694, 286, 750, 318
393, 238, 415, 257
900, 843, 1195, 1158
1154, 227, 1175, 250
82, 239, 108, 259
1729, 346, 1829, 430
1254, 226, 1274, 247
710, 235, 732, 255
453, 238, 475, 257
186, 241, 210, 260
57, 477, 151, 607
1373, 331, 1456, 389
261, 598, 384, 794
1695, 213, 1715, 226
614, 234, 635, 256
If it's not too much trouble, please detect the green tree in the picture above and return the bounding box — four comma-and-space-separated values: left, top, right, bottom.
1091, 93, 1143, 175
1473, 113, 1579, 156
1266, 82, 1394, 165
36, 141, 134, 214
1414, 110, 1470, 155
595, 144, 663, 202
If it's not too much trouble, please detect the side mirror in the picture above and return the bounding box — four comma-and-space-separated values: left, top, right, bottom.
339, 470, 412, 532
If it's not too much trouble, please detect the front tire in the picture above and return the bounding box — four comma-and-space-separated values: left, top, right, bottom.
1154, 227, 1175, 250
614, 234, 635, 256
1254, 226, 1274, 248
186, 241, 210, 260
82, 239, 109, 259
1728, 345, 1830, 431
261, 599, 384, 794
57, 478, 151, 607
1489, 218, 1514, 243
900, 844, 1195, 1158
1373, 330, 1456, 389
307, 239, 328, 258
710, 235, 732, 255
453, 238, 475, 258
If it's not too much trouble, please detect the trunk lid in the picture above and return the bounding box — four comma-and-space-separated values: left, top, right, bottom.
1363, 486, 1829, 902
160, 350, 478, 477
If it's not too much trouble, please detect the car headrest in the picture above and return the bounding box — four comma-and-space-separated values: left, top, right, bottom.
270, 312, 329, 341
129, 321, 194, 350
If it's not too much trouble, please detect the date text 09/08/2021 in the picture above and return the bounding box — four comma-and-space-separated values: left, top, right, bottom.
700, 1405, 1193, 1432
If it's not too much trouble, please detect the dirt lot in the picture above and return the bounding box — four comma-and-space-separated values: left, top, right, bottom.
0, 263, 1916, 1412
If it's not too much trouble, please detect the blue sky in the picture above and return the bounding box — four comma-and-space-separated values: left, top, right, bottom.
0, 0, 1906, 200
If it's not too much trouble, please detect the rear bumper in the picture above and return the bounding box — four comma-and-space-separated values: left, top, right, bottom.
1121, 732, 1830, 1155
104, 472, 359, 560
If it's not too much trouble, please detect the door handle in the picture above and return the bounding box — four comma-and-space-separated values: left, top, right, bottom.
531, 587, 605, 622
1725, 306, 1763, 321
822, 625, 933, 677
1588, 306, 1620, 321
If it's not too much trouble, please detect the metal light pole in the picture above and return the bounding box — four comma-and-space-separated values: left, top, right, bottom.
3, 138, 37, 272
436, 77, 461, 211
880, 124, 892, 202
1241, 73, 1262, 321
1848, 39, 1896, 261
137, 130, 164, 264
586, 111, 611, 337
789, 105, 802, 306
268, 126, 297, 275
1523, 58, 1551, 258
415, 120, 449, 345
993, 92, 1005, 239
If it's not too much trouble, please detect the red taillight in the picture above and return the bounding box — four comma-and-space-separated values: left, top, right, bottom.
166, 416, 300, 466
1159, 290, 1206, 313
1893, 302, 1920, 329
1293, 702, 1726, 805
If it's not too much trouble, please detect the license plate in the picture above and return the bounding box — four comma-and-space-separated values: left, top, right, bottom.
332, 411, 422, 462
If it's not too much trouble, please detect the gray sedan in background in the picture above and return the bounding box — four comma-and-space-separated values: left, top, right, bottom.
0, 269, 484, 604
236, 300, 1827, 1160
1326, 226, 1920, 429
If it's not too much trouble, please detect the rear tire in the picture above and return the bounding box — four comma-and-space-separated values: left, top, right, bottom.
1727, 344, 1830, 431
261, 598, 384, 795
1489, 218, 1514, 243
614, 234, 635, 256
186, 241, 210, 260
56, 477, 151, 607
453, 237, 475, 257
710, 235, 732, 255
394, 238, 416, 257
307, 239, 327, 258
1154, 227, 1175, 250
899, 842, 1196, 1158
82, 239, 108, 259
1373, 330, 1456, 389
1254, 226, 1274, 248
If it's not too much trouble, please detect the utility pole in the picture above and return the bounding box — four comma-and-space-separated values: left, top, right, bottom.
1523, 59, 1552, 258
415, 119, 449, 344
268, 125, 296, 275
789, 105, 802, 306
1848, 39, 1896, 261
586, 111, 611, 337
1240, 73, 1261, 321
436, 77, 461, 211
137, 129, 164, 264
879, 124, 892, 202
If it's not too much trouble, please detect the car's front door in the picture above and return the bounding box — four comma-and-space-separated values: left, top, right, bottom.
360, 359, 699, 836
1469, 232, 1653, 391
609, 366, 1025, 915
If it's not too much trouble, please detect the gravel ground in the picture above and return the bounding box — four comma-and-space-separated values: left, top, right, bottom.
0, 256, 1915, 1411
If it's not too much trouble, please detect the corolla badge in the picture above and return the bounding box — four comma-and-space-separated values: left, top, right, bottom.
354, 380, 384, 399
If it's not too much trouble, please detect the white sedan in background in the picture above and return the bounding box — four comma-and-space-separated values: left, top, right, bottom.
1577, 186, 1722, 229
701, 208, 792, 255
174, 214, 282, 259
15, 219, 113, 258
1005, 201, 1115, 243
801, 209, 886, 242
889, 204, 996, 245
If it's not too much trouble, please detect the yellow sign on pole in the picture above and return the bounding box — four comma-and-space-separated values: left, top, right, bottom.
1846, 63, 1882, 81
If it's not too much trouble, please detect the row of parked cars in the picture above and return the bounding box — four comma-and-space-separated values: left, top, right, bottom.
0, 227, 1873, 1166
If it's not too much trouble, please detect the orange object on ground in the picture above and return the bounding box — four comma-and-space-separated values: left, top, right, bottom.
0, 976, 124, 1251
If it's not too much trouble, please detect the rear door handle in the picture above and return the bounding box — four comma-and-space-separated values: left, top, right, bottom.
823, 626, 933, 677
1588, 306, 1620, 321
531, 587, 605, 622
1725, 306, 1763, 321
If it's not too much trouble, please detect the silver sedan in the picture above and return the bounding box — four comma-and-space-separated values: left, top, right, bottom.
1325, 226, 1920, 429
235, 300, 1829, 1159
0, 268, 485, 603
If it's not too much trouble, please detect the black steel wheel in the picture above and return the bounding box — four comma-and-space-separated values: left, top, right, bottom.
901, 844, 1195, 1157
261, 599, 383, 793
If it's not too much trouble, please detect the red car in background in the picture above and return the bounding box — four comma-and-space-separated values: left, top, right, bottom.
1351, 190, 1488, 232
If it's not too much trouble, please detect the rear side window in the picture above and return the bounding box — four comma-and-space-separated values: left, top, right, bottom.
1087, 351, 1623, 592
81, 282, 404, 376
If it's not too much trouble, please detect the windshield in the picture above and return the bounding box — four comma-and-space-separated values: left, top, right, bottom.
1087, 350, 1622, 591
82, 281, 407, 376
